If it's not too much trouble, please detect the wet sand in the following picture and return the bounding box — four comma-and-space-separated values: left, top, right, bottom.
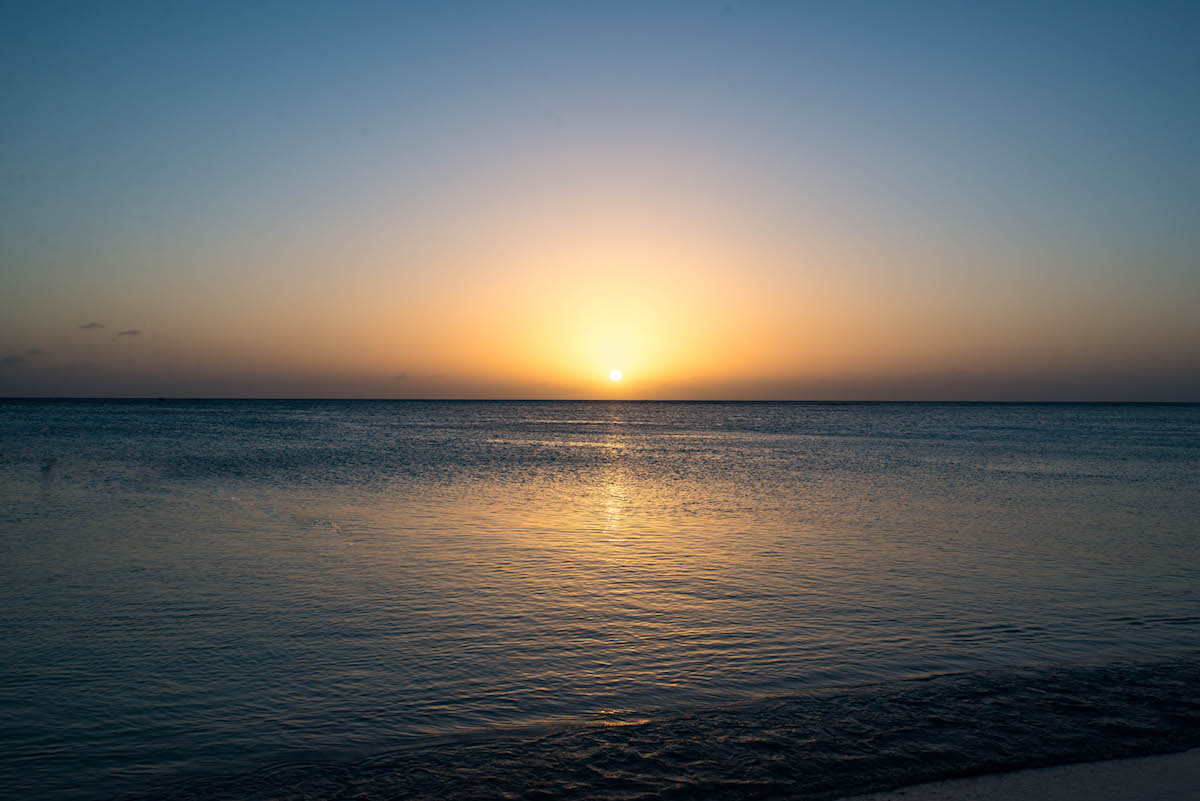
843, 748, 1200, 801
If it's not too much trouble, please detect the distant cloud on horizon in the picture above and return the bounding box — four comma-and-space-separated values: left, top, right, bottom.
80, 322, 104, 329
117, 329, 141, 336
2, 348, 45, 367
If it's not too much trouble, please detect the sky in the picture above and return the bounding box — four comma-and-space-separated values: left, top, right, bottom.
1, 0, 1198, 400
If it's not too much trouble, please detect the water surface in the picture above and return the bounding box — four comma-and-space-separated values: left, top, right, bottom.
2, 401, 1198, 799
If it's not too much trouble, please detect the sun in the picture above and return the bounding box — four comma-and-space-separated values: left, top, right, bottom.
609, 369, 623, 382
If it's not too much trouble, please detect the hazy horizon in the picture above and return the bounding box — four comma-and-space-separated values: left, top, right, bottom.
3, 1, 1198, 401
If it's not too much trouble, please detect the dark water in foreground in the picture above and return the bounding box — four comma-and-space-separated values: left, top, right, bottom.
1, 400, 1198, 800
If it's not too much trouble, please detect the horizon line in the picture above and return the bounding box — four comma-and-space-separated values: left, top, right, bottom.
2, 396, 1197, 405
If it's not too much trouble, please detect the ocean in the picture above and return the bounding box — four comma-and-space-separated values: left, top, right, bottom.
1, 400, 1198, 800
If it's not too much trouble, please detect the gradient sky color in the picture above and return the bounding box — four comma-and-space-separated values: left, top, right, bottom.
2, 1, 1198, 399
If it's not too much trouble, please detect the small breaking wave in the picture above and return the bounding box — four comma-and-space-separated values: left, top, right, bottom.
146, 655, 1200, 801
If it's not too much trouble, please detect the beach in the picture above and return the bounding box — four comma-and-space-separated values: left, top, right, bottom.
845, 747, 1200, 801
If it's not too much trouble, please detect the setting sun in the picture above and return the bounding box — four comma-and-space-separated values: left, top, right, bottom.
609, 369, 623, 382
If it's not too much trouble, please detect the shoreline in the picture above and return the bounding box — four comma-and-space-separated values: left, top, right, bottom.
841, 748, 1200, 801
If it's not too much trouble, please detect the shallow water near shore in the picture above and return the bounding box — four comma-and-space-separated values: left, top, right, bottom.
2, 400, 1198, 799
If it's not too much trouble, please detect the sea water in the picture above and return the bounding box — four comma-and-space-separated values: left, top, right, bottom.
1, 400, 1198, 799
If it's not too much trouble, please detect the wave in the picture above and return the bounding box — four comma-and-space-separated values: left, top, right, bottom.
145, 655, 1200, 801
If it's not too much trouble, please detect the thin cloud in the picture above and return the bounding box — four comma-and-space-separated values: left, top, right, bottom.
2, 348, 45, 367
80, 322, 104, 329
393, 372, 408, 381
117, 329, 141, 336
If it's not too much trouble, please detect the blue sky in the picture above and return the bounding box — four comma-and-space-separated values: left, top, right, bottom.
2, 1, 1197, 398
